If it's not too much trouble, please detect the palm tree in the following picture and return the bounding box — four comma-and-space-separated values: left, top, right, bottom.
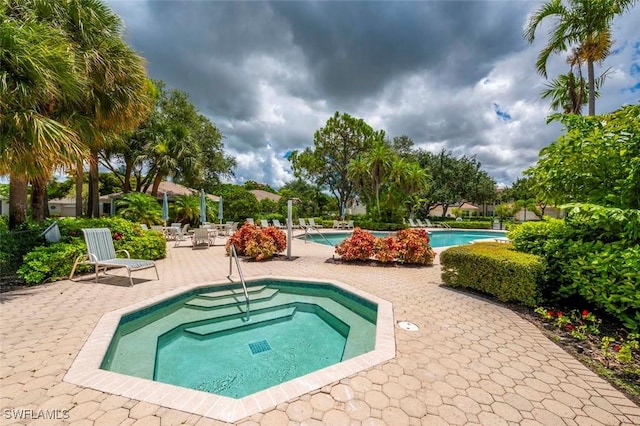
173, 196, 201, 225
116, 192, 162, 225
0, 8, 88, 228
524, 0, 637, 115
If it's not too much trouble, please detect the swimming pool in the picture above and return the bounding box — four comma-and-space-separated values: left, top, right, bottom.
301, 229, 507, 247
101, 279, 377, 399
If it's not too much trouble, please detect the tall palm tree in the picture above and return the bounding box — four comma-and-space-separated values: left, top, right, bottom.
524, 0, 636, 115
367, 140, 393, 219
0, 8, 88, 228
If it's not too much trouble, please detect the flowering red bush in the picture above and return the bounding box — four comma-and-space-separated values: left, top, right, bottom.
226, 224, 286, 261
335, 228, 377, 261
374, 236, 399, 263
396, 228, 435, 265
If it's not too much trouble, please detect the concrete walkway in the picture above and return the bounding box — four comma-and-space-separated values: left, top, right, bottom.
1, 236, 638, 425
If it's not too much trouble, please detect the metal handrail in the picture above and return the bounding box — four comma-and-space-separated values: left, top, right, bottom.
303, 226, 335, 246
227, 244, 250, 321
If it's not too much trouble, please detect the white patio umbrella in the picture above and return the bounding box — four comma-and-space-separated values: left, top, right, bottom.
217, 196, 223, 224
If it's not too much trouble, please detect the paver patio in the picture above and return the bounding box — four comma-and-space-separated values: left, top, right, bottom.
1, 234, 639, 425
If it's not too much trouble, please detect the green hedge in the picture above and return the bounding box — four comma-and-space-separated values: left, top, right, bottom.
16, 217, 166, 285
353, 220, 406, 231
508, 207, 640, 331
446, 221, 492, 229
440, 242, 544, 306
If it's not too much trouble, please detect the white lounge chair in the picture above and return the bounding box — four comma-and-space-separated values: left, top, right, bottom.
308, 218, 320, 229
345, 220, 354, 230
191, 228, 211, 249
69, 228, 158, 286
246, 218, 255, 226
272, 219, 286, 229
408, 218, 421, 228
260, 219, 270, 228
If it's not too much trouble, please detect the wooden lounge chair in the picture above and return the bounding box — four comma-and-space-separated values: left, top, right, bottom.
69, 228, 158, 286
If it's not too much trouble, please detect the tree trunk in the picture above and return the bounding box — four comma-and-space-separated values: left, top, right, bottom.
587, 60, 595, 116
123, 161, 133, 193
88, 151, 100, 218
9, 173, 28, 229
151, 173, 163, 197
30, 179, 47, 222
75, 161, 84, 217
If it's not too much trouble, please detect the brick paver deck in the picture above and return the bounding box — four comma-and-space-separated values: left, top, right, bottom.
1, 235, 639, 425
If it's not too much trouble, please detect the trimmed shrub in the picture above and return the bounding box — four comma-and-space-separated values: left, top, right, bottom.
335, 228, 377, 261
17, 242, 87, 285
226, 223, 286, 261
446, 221, 491, 229
440, 242, 544, 306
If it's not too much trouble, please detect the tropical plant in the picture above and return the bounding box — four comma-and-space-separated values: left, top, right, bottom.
527, 104, 640, 209
225, 224, 286, 261
524, 0, 637, 115
116, 192, 162, 225
173, 195, 201, 225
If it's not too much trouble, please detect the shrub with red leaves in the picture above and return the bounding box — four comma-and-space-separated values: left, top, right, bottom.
335, 228, 377, 261
226, 223, 286, 260
261, 226, 287, 252
396, 228, 435, 265
374, 236, 400, 263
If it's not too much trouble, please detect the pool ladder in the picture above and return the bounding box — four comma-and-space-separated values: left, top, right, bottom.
303, 226, 335, 246
227, 244, 251, 322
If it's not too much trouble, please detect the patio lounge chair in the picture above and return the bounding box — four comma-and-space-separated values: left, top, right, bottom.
272, 219, 286, 229
308, 218, 321, 229
69, 228, 159, 287
299, 218, 315, 230
408, 218, 421, 228
333, 220, 341, 229
345, 220, 354, 230
191, 228, 211, 249
246, 218, 255, 226
423, 219, 442, 228
260, 219, 270, 228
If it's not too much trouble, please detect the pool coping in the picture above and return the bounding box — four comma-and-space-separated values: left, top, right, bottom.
64, 275, 395, 423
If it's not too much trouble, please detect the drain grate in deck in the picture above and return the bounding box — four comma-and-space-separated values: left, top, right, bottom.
248, 340, 271, 355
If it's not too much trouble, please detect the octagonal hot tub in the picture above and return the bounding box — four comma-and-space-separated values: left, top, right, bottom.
65, 276, 394, 423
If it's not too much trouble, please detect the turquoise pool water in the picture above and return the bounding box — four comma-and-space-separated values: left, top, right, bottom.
101, 279, 377, 399
302, 229, 506, 247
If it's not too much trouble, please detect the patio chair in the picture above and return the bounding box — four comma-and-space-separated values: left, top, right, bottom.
260, 219, 270, 228
139, 224, 149, 230
246, 218, 255, 226
299, 218, 312, 230
167, 224, 189, 247
69, 228, 159, 287
345, 220, 354, 230
308, 218, 321, 229
333, 220, 341, 229
272, 219, 286, 229
408, 218, 421, 228
191, 228, 211, 249
423, 219, 441, 228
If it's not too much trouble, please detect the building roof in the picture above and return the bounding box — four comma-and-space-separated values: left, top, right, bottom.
250, 189, 281, 202
104, 181, 220, 201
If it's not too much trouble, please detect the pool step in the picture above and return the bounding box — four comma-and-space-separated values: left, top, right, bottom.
184, 306, 296, 337
198, 285, 266, 300
185, 288, 279, 310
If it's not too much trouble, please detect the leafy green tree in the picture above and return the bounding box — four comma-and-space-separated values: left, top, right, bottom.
116, 192, 161, 225
277, 179, 330, 218
527, 104, 640, 209
415, 150, 495, 217
259, 199, 279, 216
212, 184, 259, 223
290, 112, 382, 215
524, 0, 637, 115
390, 135, 415, 158
47, 178, 74, 201
495, 203, 518, 230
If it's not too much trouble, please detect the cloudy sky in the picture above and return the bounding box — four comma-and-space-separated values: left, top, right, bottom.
108, 0, 640, 188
